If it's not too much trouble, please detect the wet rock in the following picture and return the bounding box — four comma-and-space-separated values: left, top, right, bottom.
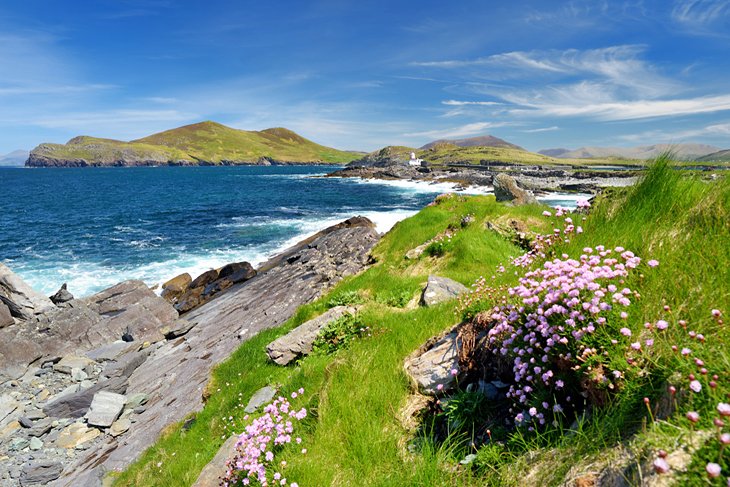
244, 386, 277, 413
20, 460, 63, 486
0, 263, 55, 319
420, 275, 469, 306
0, 301, 13, 328
85, 391, 126, 428
404, 331, 460, 395
160, 273, 192, 303
493, 173, 538, 205
191, 435, 238, 487
56, 423, 100, 449
266, 306, 358, 365
49, 283, 74, 305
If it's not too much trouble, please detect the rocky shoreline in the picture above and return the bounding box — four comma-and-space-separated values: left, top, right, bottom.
0, 217, 379, 486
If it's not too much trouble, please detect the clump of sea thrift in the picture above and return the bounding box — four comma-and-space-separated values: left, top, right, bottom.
222, 390, 307, 487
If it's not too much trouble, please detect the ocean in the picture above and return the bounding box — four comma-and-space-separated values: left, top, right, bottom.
0, 166, 585, 297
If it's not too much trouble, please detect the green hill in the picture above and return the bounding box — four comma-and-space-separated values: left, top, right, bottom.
26, 121, 359, 167
696, 148, 730, 162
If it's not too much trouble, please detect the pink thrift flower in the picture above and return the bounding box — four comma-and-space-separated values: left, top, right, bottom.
721, 433, 730, 445
681, 348, 691, 356
687, 411, 700, 423
712, 309, 722, 318
436, 384, 444, 391
653, 457, 670, 474
645, 339, 654, 347
647, 259, 659, 267
620, 327, 632, 337
656, 320, 668, 330
542, 211, 552, 217
450, 368, 458, 376
706, 462, 721, 478
689, 380, 702, 393
718, 403, 730, 417
630, 342, 641, 350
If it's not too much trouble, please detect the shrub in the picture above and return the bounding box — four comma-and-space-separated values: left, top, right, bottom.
311, 314, 370, 355
324, 290, 364, 308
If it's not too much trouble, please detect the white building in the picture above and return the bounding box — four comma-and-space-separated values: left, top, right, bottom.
408, 152, 423, 166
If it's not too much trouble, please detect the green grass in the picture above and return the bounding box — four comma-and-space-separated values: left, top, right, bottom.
116, 158, 729, 486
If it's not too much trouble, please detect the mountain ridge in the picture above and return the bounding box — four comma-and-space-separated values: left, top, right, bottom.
0, 150, 29, 166
538, 143, 721, 160
420, 134, 524, 151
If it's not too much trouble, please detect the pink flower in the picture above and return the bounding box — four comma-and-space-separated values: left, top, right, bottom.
620, 312, 628, 320
706, 462, 721, 478
436, 384, 444, 391
647, 259, 659, 267
450, 368, 458, 376
712, 309, 722, 318
656, 320, 668, 330
653, 457, 670, 474
721, 433, 730, 445
630, 342, 641, 351
687, 411, 700, 423
620, 327, 632, 337
718, 403, 730, 417
681, 348, 691, 356
689, 380, 702, 393
542, 211, 552, 217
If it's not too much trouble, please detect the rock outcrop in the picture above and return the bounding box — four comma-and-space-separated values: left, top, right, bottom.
420, 275, 469, 306
266, 306, 358, 365
173, 261, 257, 313
0, 263, 55, 320
404, 331, 461, 395
44, 217, 379, 487
492, 173, 538, 205
49, 284, 74, 305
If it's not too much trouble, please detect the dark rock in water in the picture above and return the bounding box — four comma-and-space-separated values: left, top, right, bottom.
492, 173, 538, 205
20, 461, 63, 486
189, 269, 219, 290
0, 301, 13, 328
49, 283, 74, 305
218, 261, 255, 281
160, 273, 192, 303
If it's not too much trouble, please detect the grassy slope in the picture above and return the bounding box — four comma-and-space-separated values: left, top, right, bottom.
115, 160, 729, 486
31, 122, 358, 165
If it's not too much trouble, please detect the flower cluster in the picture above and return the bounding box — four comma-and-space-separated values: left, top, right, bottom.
222, 390, 307, 487
482, 245, 644, 427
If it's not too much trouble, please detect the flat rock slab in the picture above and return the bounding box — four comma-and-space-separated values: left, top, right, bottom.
192, 434, 239, 487
20, 460, 63, 486
420, 275, 469, 307
0, 262, 55, 320
266, 306, 358, 365
54, 356, 95, 375
56, 423, 101, 449
43, 376, 128, 419
0, 301, 14, 328
86, 391, 126, 428
244, 386, 277, 413
404, 331, 460, 395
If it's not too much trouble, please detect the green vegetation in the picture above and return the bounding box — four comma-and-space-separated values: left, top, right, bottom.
696, 149, 730, 162
115, 158, 729, 486
28, 121, 359, 166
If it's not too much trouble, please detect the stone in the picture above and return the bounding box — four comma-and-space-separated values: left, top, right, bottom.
420, 275, 469, 306
175, 286, 204, 313
43, 376, 128, 419
109, 418, 131, 437
86, 391, 126, 428
244, 386, 277, 413
266, 306, 358, 365
0, 396, 20, 427
49, 283, 74, 305
0, 301, 13, 328
28, 418, 54, 437
405, 243, 428, 260
492, 173, 538, 205
160, 273, 192, 303
189, 269, 219, 290
85, 341, 138, 362
53, 356, 95, 375
9, 437, 30, 451
71, 367, 88, 382
19, 460, 63, 486
404, 331, 460, 395
397, 394, 434, 432
29, 437, 43, 450
0, 420, 21, 436
125, 393, 149, 410
191, 435, 239, 487
160, 319, 196, 339
219, 261, 256, 283
102, 349, 149, 379
19, 416, 34, 428
56, 422, 101, 449
0, 262, 55, 319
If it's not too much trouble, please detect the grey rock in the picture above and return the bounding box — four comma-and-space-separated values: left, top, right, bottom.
43, 376, 128, 419
102, 349, 149, 379
404, 331, 460, 395
405, 243, 428, 260
85, 341, 138, 362
420, 275, 469, 306
218, 261, 256, 281
20, 461, 63, 485
191, 435, 238, 487
0, 301, 14, 328
9, 437, 30, 451
460, 453, 478, 465
28, 418, 54, 437
266, 306, 358, 365
70, 367, 88, 382
0, 262, 55, 319
53, 356, 95, 375
109, 418, 130, 437
85, 391, 126, 428
29, 437, 43, 450
244, 386, 277, 413
125, 393, 149, 410
24, 409, 46, 421
19, 416, 34, 428
160, 319, 196, 339
49, 283, 74, 305
478, 381, 499, 400
493, 173, 538, 205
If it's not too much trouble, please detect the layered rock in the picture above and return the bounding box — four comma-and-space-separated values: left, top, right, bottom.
420, 275, 469, 306
493, 173, 538, 205
0, 263, 55, 320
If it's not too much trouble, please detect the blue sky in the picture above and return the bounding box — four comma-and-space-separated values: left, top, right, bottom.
1, 0, 729, 154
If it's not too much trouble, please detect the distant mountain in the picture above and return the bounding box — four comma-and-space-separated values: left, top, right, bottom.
696, 149, 730, 162
420, 135, 524, 151
0, 150, 29, 166
26, 121, 359, 167
538, 143, 721, 161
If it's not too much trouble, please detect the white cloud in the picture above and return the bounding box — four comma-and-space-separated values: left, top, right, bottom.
618, 121, 730, 142
403, 122, 509, 139
442, 100, 501, 106
672, 0, 730, 24
523, 126, 559, 133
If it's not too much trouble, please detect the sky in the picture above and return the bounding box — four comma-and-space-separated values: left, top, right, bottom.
1, 0, 729, 154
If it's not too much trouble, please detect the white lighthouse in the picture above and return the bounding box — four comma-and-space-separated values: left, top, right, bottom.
408, 152, 423, 166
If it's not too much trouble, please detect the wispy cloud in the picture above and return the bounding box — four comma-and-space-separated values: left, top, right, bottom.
0, 84, 114, 96
672, 0, 730, 24
617, 121, 730, 142
403, 122, 509, 140
442, 100, 501, 106
523, 126, 560, 133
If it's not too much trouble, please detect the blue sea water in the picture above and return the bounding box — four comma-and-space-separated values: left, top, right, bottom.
0, 166, 584, 297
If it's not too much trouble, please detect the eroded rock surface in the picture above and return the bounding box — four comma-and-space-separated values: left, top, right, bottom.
404, 331, 461, 395
493, 173, 538, 205
420, 275, 469, 306
0, 263, 54, 320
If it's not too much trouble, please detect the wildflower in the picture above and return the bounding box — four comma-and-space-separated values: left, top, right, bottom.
647, 260, 659, 268
301, 448, 307, 454
436, 384, 444, 391
450, 368, 458, 376
529, 407, 538, 417
620, 327, 632, 337
721, 433, 730, 445
689, 380, 702, 393
712, 309, 722, 318
718, 403, 730, 417
645, 339, 654, 347
681, 348, 692, 356
542, 211, 552, 217
656, 320, 668, 330
630, 342, 641, 351
653, 457, 670, 474
620, 312, 628, 320
687, 411, 700, 423
706, 462, 721, 478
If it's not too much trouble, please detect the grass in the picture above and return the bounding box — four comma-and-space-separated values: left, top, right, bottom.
31, 121, 359, 165
115, 157, 729, 486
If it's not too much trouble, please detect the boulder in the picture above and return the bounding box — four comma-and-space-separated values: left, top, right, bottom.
0, 262, 55, 319
160, 273, 192, 303
192, 435, 239, 487
86, 391, 126, 428
189, 269, 219, 290
493, 173, 538, 205
420, 275, 469, 306
0, 301, 14, 328
405, 244, 428, 260
43, 376, 128, 419
175, 287, 204, 313
101, 349, 149, 379
244, 386, 277, 413
49, 283, 74, 305
53, 356, 95, 375
20, 460, 63, 486
56, 423, 101, 449
218, 261, 256, 281
404, 332, 460, 395
110, 418, 131, 437
266, 306, 358, 365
